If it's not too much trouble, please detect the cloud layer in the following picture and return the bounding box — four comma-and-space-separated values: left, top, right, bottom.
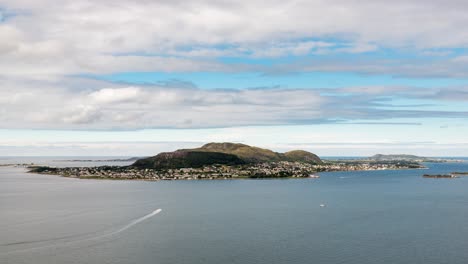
2, 0, 468, 78
1, 76, 466, 129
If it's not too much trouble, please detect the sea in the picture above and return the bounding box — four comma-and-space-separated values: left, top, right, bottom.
1, 157, 468, 264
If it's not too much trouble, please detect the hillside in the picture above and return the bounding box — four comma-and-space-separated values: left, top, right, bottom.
283, 150, 323, 164
132, 151, 245, 169
186, 142, 281, 163
133, 142, 323, 169
184, 142, 322, 164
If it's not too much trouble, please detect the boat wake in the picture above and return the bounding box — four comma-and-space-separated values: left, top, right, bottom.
0, 209, 162, 255
96, 209, 162, 239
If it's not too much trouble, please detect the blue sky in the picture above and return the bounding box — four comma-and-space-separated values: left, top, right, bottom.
1, 0, 468, 156
98, 71, 468, 90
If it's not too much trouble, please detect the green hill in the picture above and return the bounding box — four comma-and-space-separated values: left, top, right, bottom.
193, 143, 323, 164
182, 142, 322, 163
132, 151, 245, 169
132, 142, 323, 169
283, 150, 323, 164
187, 142, 281, 163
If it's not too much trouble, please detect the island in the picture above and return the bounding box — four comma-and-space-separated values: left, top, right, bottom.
452, 172, 468, 175
423, 174, 458, 178
28, 142, 426, 180
367, 154, 466, 163
422, 172, 468, 179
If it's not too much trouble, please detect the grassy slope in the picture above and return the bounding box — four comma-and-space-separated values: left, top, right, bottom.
184, 142, 323, 164
132, 151, 245, 169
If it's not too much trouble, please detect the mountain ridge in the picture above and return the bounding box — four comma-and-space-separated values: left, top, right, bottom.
184, 142, 323, 164
132, 150, 245, 169
369, 154, 427, 161
132, 142, 323, 169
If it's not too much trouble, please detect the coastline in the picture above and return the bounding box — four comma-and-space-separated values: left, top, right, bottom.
25, 161, 426, 181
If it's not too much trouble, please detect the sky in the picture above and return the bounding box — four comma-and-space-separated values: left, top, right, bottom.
0, 0, 468, 157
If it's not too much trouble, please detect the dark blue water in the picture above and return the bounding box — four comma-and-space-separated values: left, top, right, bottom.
1, 160, 468, 264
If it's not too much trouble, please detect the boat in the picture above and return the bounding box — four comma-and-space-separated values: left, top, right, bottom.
309, 174, 320, 178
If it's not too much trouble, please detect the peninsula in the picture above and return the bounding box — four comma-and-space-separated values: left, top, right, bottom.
28, 142, 426, 180
367, 154, 465, 163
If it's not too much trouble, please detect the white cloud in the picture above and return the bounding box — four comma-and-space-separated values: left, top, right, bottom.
89, 87, 143, 104
62, 105, 101, 124
249, 41, 334, 58
0, 78, 328, 129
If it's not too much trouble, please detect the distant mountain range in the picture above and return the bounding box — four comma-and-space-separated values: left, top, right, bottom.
367, 154, 457, 163
369, 154, 428, 161
57, 157, 143, 162
132, 142, 323, 169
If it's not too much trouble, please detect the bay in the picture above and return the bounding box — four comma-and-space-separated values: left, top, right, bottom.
1, 159, 468, 264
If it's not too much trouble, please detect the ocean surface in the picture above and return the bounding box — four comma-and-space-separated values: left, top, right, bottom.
1, 157, 468, 264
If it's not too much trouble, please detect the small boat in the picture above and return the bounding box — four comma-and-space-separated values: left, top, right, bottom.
309, 174, 320, 178
320, 204, 326, 207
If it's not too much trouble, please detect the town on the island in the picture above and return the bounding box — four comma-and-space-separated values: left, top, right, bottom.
27, 142, 462, 181
29, 160, 428, 181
